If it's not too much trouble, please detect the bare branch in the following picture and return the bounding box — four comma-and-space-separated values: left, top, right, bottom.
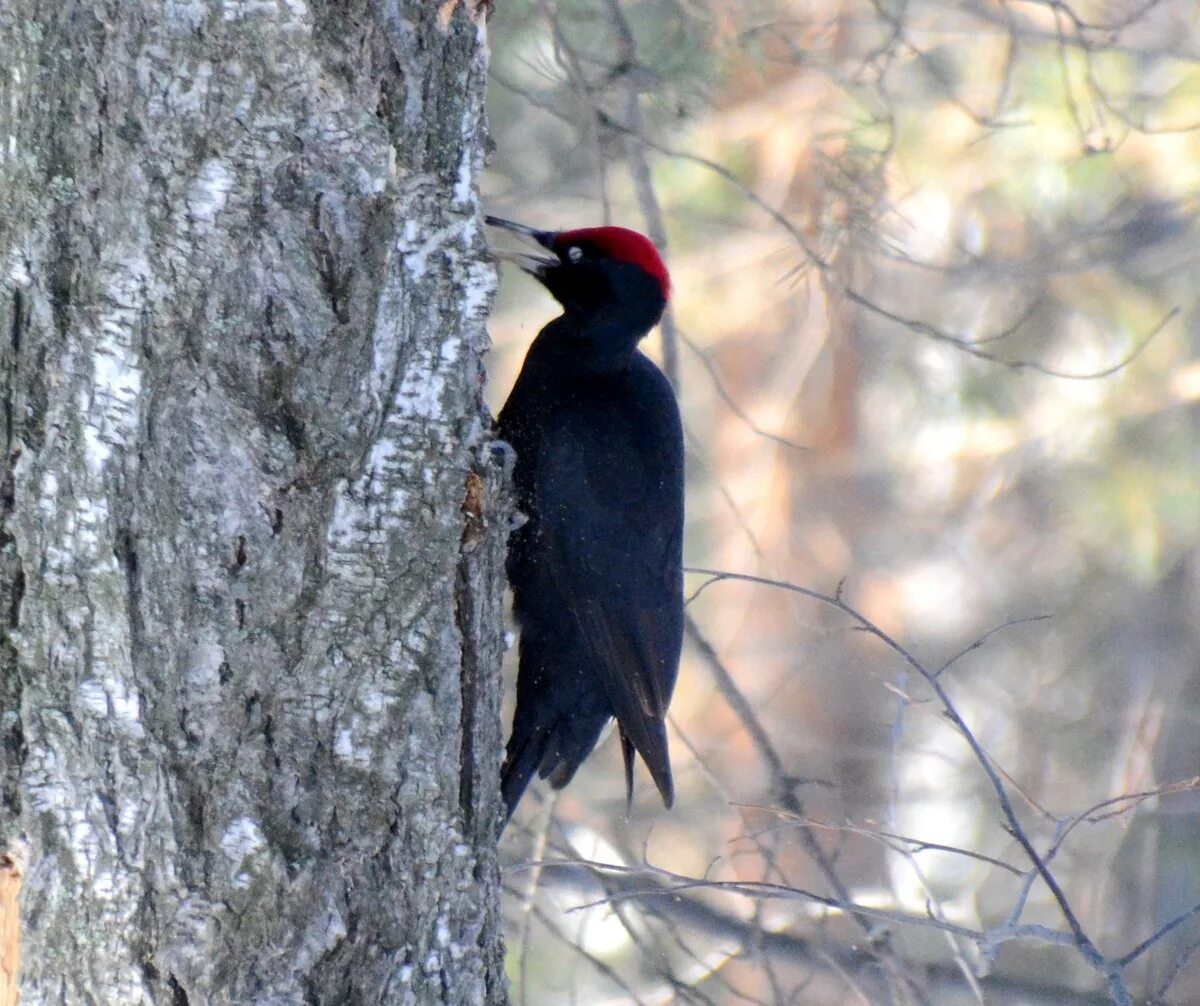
679, 328, 810, 453
742, 809, 1025, 878
522, 857, 986, 941
934, 615, 1055, 679
682, 566, 1134, 1003
1117, 902, 1200, 968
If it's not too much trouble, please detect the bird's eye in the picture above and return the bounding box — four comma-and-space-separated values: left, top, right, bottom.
566, 245, 583, 263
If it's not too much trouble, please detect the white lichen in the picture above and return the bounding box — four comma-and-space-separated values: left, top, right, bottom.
75, 676, 142, 735
187, 158, 234, 226
220, 817, 267, 888
8, 248, 31, 287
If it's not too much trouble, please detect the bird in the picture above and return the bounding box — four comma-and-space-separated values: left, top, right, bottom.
486, 214, 684, 822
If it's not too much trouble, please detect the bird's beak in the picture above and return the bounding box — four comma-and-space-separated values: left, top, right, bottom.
485, 215, 555, 248
485, 215, 559, 281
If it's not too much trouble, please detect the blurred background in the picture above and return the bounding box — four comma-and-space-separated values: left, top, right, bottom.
481, 1, 1200, 1002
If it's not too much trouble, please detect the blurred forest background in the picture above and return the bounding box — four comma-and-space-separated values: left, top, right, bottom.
481, 1, 1200, 1003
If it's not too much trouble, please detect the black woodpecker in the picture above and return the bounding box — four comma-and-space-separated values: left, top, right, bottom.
487, 216, 684, 822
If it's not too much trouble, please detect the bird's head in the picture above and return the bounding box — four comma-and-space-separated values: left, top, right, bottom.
486, 216, 670, 341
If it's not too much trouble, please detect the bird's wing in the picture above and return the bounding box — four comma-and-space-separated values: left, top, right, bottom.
532, 393, 683, 802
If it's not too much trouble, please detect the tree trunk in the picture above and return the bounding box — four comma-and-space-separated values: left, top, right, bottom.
0, 2, 508, 1003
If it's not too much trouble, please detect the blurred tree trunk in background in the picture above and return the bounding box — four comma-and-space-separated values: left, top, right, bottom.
0, 2, 508, 1003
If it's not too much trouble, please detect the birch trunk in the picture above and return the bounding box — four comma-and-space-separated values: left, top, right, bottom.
0, 1, 508, 1002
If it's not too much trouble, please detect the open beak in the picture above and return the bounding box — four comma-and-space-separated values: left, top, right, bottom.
485, 215, 555, 247
485, 215, 559, 279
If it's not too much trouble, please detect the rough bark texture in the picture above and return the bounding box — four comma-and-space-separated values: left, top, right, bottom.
0, 1, 509, 1003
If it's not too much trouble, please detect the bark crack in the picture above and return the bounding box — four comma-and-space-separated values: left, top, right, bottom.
1, 287, 25, 838
455, 468, 487, 834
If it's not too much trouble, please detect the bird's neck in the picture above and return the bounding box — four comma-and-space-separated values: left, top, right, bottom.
531, 314, 646, 376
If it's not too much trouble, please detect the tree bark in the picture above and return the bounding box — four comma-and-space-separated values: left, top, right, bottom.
0, 1, 508, 1003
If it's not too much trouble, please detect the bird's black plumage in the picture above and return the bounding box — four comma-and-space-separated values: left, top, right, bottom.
488, 217, 684, 821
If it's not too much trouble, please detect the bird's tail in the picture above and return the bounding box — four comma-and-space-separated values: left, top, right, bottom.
500, 732, 546, 823
624, 718, 674, 810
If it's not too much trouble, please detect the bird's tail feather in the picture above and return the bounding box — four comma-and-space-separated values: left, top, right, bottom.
632, 718, 674, 809
620, 731, 636, 813
501, 732, 547, 823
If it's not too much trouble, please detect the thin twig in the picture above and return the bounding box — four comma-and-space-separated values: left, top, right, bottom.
679, 327, 810, 452
934, 615, 1054, 678
744, 809, 1025, 877
1116, 902, 1200, 968
599, 0, 680, 388
523, 857, 986, 940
